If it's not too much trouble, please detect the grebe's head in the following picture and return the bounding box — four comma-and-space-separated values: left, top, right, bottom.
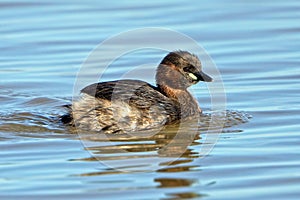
156, 50, 213, 89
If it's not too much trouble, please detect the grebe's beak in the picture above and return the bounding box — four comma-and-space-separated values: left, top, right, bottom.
195, 71, 213, 82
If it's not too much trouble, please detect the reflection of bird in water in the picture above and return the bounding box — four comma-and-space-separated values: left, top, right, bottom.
78, 117, 200, 156
70, 112, 248, 199
71, 121, 204, 197
61, 51, 212, 133
69, 109, 252, 176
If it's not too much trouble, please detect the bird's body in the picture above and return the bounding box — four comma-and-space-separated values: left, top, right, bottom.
61, 51, 212, 134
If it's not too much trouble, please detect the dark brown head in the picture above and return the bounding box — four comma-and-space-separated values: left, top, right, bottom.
156, 50, 212, 90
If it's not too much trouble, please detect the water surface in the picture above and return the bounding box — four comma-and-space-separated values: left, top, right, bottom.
1, 0, 300, 199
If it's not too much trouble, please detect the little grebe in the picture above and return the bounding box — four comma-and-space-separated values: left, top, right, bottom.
61, 51, 213, 133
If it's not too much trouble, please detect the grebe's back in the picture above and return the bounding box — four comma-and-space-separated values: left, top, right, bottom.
66, 79, 180, 133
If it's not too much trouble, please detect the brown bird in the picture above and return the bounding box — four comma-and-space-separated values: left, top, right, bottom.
61, 50, 213, 134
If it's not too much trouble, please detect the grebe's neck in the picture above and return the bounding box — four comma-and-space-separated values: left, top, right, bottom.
157, 84, 202, 116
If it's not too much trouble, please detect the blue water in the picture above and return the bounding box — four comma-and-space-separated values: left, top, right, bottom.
1, 0, 300, 199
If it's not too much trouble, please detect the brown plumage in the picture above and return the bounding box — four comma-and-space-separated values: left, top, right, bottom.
61, 50, 212, 134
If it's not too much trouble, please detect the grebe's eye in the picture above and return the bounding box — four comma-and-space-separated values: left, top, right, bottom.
183, 67, 189, 72
183, 65, 196, 73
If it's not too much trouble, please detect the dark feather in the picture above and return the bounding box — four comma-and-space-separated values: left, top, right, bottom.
81, 79, 179, 114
